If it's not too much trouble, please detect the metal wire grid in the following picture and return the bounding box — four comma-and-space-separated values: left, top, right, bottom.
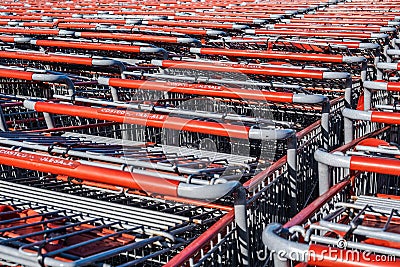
0, 78, 54, 99
0, 181, 225, 266
0, 101, 47, 131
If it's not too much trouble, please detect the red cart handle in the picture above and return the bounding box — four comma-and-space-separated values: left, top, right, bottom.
245, 29, 387, 39
76, 31, 199, 44
24, 100, 294, 140
343, 108, 400, 125
0, 67, 70, 84
0, 28, 73, 36
31, 39, 165, 54
270, 24, 395, 33
0, 148, 240, 199
315, 148, 400, 176
0, 36, 31, 43
0, 50, 122, 67
190, 47, 365, 64
97, 77, 327, 104
142, 20, 248, 30
151, 60, 350, 80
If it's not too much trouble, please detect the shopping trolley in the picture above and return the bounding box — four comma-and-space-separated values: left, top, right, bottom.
21, 98, 297, 160
149, 59, 355, 101
164, 116, 335, 267
91, 25, 228, 38
0, 66, 74, 98
0, 28, 74, 38
263, 129, 400, 267
0, 130, 258, 266
343, 80, 400, 143
244, 29, 390, 47
282, 18, 400, 27
0, 177, 233, 266
209, 37, 381, 56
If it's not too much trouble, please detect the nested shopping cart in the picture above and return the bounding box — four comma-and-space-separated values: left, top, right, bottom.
0, 28, 74, 38
243, 29, 390, 47
163, 113, 334, 266
0, 171, 235, 266
148, 59, 355, 101
0, 49, 127, 78
343, 80, 400, 143
209, 36, 381, 54
12, 38, 169, 61
71, 31, 201, 52
263, 127, 400, 267
0, 127, 258, 266
0, 66, 75, 99
21, 97, 298, 160
282, 18, 400, 27
189, 47, 368, 80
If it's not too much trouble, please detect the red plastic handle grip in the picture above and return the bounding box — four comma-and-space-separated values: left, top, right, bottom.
78, 32, 180, 43
350, 155, 400, 176
196, 48, 344, 63
0, 51, 93, 66
387, 82, 400, 92
32, 101, 251, 139
0, 149, 179, 196
156, 60, 324, 79
371, 111, 400, 124
33, 40, 141, 53
106, 78, 294, 102
0, 68, 33, 80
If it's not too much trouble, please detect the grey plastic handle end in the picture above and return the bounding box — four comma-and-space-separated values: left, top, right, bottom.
314, 148, 351, 168
23, 100, 37, 110
177, 181, 240, 199
262, 223, 309, 262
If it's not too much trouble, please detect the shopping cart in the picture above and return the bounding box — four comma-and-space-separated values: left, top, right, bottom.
0, 176, 233, 266
149, 59, 354, 98
71, 31, 201, 52
343, 80, 400, 143
262, 128, 400, 267
164, 116, 334, 267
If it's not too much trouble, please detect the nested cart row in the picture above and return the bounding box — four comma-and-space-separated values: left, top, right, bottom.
0, 0, 398, 266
